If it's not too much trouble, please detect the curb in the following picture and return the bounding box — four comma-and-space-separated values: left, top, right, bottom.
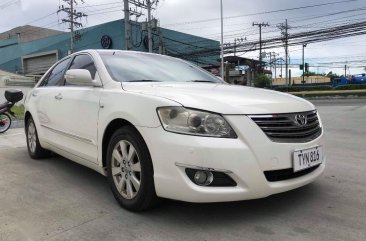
289, 90, 366, 95
287, 90, 366, 99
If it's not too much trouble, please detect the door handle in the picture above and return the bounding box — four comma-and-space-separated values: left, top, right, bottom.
32, 93, 37, 97
55, 94, 63, 100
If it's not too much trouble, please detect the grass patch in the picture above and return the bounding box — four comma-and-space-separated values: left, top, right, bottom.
334, 84, 366, 90
10, 104, 25, 120
274, 85, 333, 92
273, 84, 366, 92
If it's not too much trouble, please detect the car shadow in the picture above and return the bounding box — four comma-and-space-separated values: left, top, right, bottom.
145, 184, 322, 224
27, 150, 324, 226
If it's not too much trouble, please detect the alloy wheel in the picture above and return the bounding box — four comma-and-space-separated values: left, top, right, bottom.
111, 140, 142, 199
27, 121, 37, 153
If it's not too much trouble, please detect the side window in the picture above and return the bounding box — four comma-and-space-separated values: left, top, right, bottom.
43, 58, 71, 87
68, 54, 97, 80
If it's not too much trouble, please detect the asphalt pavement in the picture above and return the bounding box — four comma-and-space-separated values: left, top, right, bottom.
0, 99, 365, 241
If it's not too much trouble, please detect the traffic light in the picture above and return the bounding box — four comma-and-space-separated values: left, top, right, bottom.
305, 63, 309, 72
300, 64, 304, 70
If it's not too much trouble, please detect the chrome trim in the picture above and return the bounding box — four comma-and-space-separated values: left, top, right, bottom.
175, 162, 233, 174
248, 110, 321, 143
41, 124, 96, 146
247, 110, 317, 119
247, 114, 274, 118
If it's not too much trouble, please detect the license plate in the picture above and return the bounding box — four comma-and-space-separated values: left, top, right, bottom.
293, 146, 323, 172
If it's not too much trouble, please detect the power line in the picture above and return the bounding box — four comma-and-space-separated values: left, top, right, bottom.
164, 5, 366, 45
0, 0, 19, 10
162, 0, 362, 27
176, 18, 366, 61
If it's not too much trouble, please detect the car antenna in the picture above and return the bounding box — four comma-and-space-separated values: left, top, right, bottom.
113, 51, 115, 55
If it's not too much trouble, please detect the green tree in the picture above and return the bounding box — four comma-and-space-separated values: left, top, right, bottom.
254, 74, 271, 88
326, 71, 340, 80
302, 72, 326, 77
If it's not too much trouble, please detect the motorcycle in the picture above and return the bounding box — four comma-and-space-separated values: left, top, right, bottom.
0, 89, 24, 134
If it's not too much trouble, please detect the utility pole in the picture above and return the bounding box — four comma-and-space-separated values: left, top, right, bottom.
268, 52, 273, 86
233, 37, 246, 56
234, 38, 237, 56
285, 19, 289, 86
345, 64, 347, 77
58, 0, 87, 54
127, 0, 157, 52
278, 19, 290, 86
70, 0, 74, 53
123, 0, 131, 50
264, 51, 277, 79
158, 26, 165, 54
271, 52, 278, 79
274, 56, 277, 79
302, 43, 307, 84
253, 22, 269, 72
220, 0, 224, 80
147, 0, 153, 52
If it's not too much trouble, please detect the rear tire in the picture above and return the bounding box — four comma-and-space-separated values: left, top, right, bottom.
106, 126, 159, 211
26, 117, 50, 159
0, 113, 11, 133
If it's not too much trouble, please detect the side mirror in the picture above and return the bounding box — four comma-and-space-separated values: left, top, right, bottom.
64, 69, 102, 87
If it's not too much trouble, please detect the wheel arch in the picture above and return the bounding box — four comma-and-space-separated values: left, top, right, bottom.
102, 118, 150, 169
24, 111, 32, 129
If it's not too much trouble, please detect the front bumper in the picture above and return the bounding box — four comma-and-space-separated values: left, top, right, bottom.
137, 115, 325, 203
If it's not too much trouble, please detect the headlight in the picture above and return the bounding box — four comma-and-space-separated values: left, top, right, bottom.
157, 107, 237, 138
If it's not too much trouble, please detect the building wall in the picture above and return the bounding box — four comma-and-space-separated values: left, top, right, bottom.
272, 76, 331, 85
0, 19, 220, 74
0, 33, 70, 74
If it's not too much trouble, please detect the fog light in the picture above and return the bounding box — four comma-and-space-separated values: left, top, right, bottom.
193, 170, 213, 186
184, 167, 237, 187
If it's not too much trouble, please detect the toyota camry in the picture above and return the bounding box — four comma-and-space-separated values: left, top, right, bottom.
24, 50, 325, 211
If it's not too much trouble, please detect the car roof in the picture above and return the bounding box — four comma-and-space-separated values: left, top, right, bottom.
95, 49, 168, 57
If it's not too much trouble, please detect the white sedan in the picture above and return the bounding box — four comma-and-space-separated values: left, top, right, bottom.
24, 50, 325, 211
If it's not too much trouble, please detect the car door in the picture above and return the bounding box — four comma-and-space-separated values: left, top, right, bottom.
33, 57, 72, 147
50, 54, 102, 164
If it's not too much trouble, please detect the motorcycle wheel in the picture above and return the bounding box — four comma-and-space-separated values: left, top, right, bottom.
0, 113, 11, 134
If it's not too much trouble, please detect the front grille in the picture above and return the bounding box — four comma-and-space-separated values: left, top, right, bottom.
249, 110, 322, 143
264, 165, 320, 182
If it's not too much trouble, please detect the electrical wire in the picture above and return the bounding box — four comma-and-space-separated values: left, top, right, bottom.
162, 0, 362, 27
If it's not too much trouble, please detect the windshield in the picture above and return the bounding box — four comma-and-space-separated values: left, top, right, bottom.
100, 52, 222, 83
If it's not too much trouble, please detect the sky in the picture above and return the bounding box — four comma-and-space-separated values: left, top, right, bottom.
1, 0, 366, 76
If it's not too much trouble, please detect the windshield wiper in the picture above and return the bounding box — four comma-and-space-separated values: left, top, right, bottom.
187, 80, 218, 83
127, 79, 162, 82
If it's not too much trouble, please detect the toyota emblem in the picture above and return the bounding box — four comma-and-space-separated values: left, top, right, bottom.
294, 114, 307, 126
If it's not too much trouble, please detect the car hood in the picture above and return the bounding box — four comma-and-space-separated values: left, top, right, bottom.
122, 82, 315, 114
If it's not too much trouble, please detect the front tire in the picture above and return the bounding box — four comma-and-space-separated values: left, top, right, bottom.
106, 126, 158, 211
26, 117, 50, 159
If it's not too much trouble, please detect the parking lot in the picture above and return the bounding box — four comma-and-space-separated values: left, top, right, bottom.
0, 99, 365, 241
